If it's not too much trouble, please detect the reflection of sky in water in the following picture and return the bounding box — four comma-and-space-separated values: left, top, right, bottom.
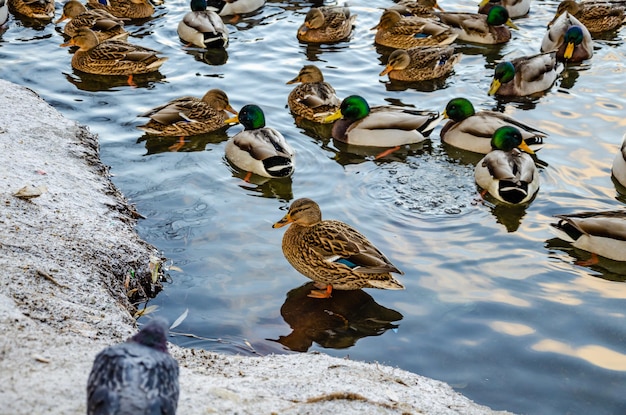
1, 0, 626, 413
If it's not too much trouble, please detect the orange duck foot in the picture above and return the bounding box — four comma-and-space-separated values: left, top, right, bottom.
575, 253, 599, 266
374, 146, 401, 160
168, 137, 186, 152
308, 284, 332, 298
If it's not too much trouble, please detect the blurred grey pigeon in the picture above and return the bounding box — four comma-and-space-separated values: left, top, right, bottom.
87, 317, 180, 415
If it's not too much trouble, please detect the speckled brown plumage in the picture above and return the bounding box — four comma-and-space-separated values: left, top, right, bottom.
57, 0, 128, 42
286, 65, 341, 123
373, 9, 457, 49
86, 0, 154, 19
273, 198, 404, 297
61, 27, 167, 76
138, 89, 237, 137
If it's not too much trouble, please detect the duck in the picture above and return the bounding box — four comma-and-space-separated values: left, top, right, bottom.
475, 126, 539, 205
441, 97, 546, 154
437, 5, 519, 45
550, 210, 626, 263
178, 0, 228, 48
488, 51, 563, 96
548, 0, 624, 33
272, 197, 404, 298
205, 0, 264, 16
389, 0, 445, 18
86, 0, 154, 19
324, 95, 440, 148
541, 11, 593, 62
297, 6, 356, 44
7, 0, 54, 20
478, 0, 530, 19
372, 9, 458, 49
1, 0, 9, 26
56, 0, 129, 42
137, 89, 237, 137
612, 133, 626, 188
60, 27, 168, 78
286, 64, 341, 123
224, 104, 295, 178
379, 45, 461, 82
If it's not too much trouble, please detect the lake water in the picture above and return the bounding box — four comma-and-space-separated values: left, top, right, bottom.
2, 0, 626, 413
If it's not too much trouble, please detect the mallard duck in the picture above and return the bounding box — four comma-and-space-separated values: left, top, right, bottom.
286, 64, 341, 123
324, 95, 440, 148
297, 6, 356, 44
1, 0, 9, 26
441, 97, 546, 154
205, 0, 264, 16
137, 89, 237, 136
8, 0, 54, 20
550, 210, 626, 263
389, 0, 445, 18
178, 0, 228, 48
86, 0, 154, 19
379, 45, 461, 82
612, 133, 626, 188
549, 0, 624, 33
478, 0, 530, 19
541, 11, 593, 62
437, 5, 518, 45
488, 51, 563, 96
475, 126, 539, 204
56, 0, 129, 42
60, 27, 168, 77
372, 9, 458, 49
224, 104, 295, 178
272, 197, 404, 298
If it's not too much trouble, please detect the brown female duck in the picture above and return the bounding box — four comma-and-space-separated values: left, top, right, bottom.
286, 65, 341, 123
138, 89, 237, 137
273, 198, 404, 298
56, 0, 128, 42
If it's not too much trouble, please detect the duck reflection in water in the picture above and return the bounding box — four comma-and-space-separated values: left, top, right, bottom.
546, 237, 626, 281
271, 282, 403, 352
227, 167, 294, 200
63, 70, 166, 92
137, 129, 229, 154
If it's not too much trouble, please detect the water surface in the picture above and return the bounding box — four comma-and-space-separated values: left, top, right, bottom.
1, 1, 626, 414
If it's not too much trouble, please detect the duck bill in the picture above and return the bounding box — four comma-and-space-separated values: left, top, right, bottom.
506, 19, 519, 30
55, 14, 68, 24
477, 0, 490, 7
564, 42, 575, 59
488, 79, 501, 96
59, 38, 76, 47
272, 213, 293, 228
225, 105, 238, 116
323, 109, 343, 123
379, 65, 393, 76
518, 140, 535, 155
442, 109, 449, 119
224, 114, 239, 124
286, 75, 300, 85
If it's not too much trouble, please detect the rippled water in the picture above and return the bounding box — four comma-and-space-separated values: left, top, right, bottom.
2, 0, 626, 413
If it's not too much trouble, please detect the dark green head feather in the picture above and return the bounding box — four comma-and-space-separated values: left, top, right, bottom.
339, 95, 371, 121
444, 97, 475, 122
494, 61, 515, 84
491, 126, 523, 151
238, 105, 266, 130
486, 5, 511, 26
